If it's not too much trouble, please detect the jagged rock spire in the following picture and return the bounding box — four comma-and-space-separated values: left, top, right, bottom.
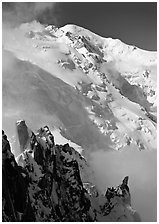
16, 120, 30, 152
2, 122, 141, 221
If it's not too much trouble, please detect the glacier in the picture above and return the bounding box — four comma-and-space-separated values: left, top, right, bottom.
2, 21, 157, 221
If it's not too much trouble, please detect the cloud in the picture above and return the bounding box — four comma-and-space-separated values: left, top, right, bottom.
2, 2, 59, 27
34, 2, 55, 14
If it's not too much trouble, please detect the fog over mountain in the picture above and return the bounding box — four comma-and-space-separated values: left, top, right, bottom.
2, 2, 157, 222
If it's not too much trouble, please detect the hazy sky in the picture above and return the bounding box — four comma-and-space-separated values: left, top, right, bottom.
2, 2, 157, 50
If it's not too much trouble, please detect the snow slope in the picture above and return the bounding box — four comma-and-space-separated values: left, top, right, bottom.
3, 21, 157, 153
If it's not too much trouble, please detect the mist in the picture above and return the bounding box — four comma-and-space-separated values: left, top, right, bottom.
90, 147, 157, 221
2, 2, 60, 28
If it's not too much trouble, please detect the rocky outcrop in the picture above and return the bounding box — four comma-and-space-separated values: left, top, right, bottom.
2, 121, 141, 221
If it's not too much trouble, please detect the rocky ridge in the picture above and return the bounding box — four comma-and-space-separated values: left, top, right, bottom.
2, 120, 141, 221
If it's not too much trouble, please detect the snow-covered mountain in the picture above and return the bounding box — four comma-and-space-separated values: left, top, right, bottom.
2, 21, 157, 221
3, 21, 157, 152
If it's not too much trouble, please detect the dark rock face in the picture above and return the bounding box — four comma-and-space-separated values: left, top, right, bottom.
2, 121, 140, 222
2, 130, 33, 221
16, 120, 30, 152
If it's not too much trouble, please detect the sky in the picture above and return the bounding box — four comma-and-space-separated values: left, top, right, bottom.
2, 2, 157, 51
57, 2, 157, 51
